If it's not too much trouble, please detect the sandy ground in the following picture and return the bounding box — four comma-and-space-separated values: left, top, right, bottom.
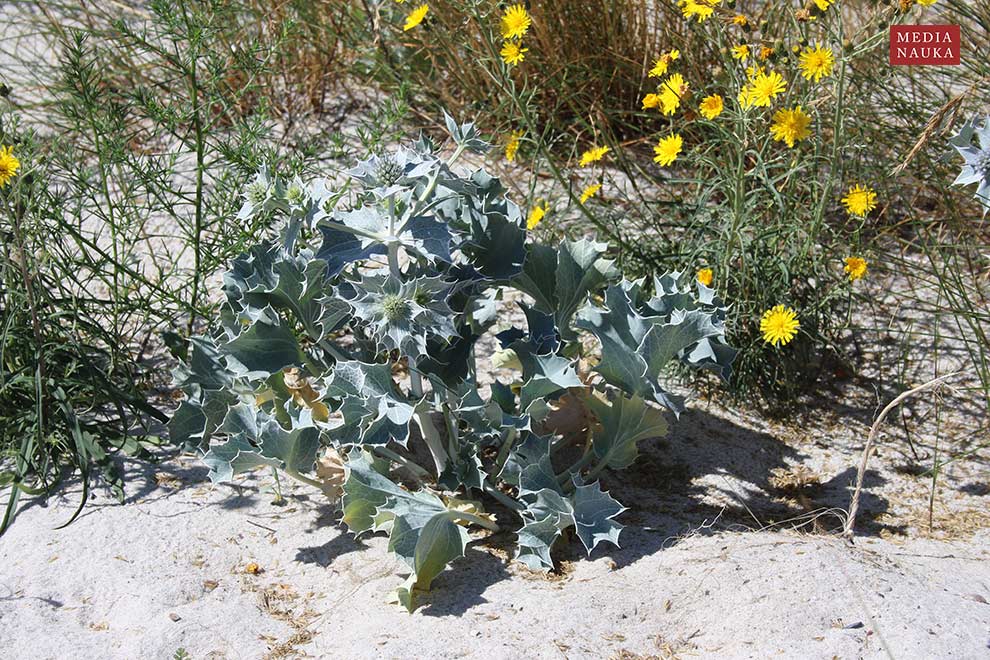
3, 4, 990, 659
2, 380, 989, 660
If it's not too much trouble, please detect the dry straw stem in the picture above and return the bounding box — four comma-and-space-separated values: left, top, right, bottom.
890, 76, 989, 177
843, 371, 960, 541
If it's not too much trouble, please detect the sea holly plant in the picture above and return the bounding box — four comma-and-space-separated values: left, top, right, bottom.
949, 115, 990, 216
168, 114, 736, 611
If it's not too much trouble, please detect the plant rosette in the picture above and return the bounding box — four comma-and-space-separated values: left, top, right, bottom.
168, 113, 736, 610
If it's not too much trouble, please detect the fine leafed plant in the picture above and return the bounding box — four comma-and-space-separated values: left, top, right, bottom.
0, 124, 166, 535
169, 115, 736, 610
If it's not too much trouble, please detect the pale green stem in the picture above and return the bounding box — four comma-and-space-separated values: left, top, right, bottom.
492, 427, 518, 475
483, 481, 525, 514
375, 446, 433, 482
450, 510, 499, 532
283, 469, 325, 491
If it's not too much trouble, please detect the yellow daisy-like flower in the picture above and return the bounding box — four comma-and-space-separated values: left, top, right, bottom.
0, 145, 20, 188
737, 87, 753, 110
758, 45, 775, 61
842, 184, 878, 217
916, 0, 938, 5
770, 106, 812, 148
500, 41, 528, 66
697, 268, 713, 287
813, 0, 833, 10
501, 4, 531, 40
653, 133, 683, 167
731, 44, 750, 61
579, 145, 610, 167
844, 257, 868, 282
526, 202, 547, 230
679, 0, 720, 23
579, 183, 602, 204
659, 72, 690, 116
642, 93, 662, 110
699, 94, 724, 120
760, 305, 800, 347
403, 4, 428, 31
505, 130, 523, 162
744, 70, 786, 107
731, 14, 749, 27
745, 64, 765, 79
648, 49, 681, 78
798, 42, 835, 82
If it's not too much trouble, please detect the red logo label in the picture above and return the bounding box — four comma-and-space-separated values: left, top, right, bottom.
890, 25, 960, 65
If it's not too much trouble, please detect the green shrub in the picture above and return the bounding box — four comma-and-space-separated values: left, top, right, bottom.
356, 0, 990, 405
0, 125, 166, 534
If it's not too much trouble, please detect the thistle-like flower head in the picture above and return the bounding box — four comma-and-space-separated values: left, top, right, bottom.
349, 273, 457, 359
949, 115, 990, 216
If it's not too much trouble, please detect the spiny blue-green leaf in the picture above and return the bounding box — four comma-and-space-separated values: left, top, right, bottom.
202, 435, 279, 483
326, 361, 418, 447
341, 451, 447, 537
173, 335, 233, 391
554, 238, 619, 340
257, 423, 320, 475
222, 321, 304, 378
443, 110, 491, 153
215, 404, 321, 475
316, 223, 386, 278
585, 392, 668, 470
513, 238, 618, 340
515, 514, 562, 571
571, 481, 625, 554
404, 215, 453, 263
499, 433, 552, 486
341, 452, 469, 611
576, 280, 732, 414
395, 513, 469, 611
461, 211, 526, 279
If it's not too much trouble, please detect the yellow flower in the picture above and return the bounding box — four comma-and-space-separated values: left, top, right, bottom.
0, 145, 20, 188
579, 183, 602, 204
916, 0, 938, 4
799, 43, 835, 82
659, 72, 689, 116
737, 87, 753, 110
745, 64, 765, 79
744, 70, 786, 107
844, 257, 868, 282
505, 130, 523, 162
500, 41, 529, 66
842, 184, 878, 217
527, 202, 547, 230
770, 106, 812, 148
648, 49, 681, 78
642, 93, 662, 110
731, 14, 749, 27
697, 268, 713, 287
699, 94, 724, 120
501, 4, 531, 40
813, 0, 833, 10
731, 44, 750, 61
760, 305, 800, 347
679, 0, 721, 23
759, 45, 775, 61
403, 4, 428, 30
653, 133, 683, 167
579, 145, 610, 167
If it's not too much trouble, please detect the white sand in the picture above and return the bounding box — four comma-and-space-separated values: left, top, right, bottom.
2, 388, 988, 660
